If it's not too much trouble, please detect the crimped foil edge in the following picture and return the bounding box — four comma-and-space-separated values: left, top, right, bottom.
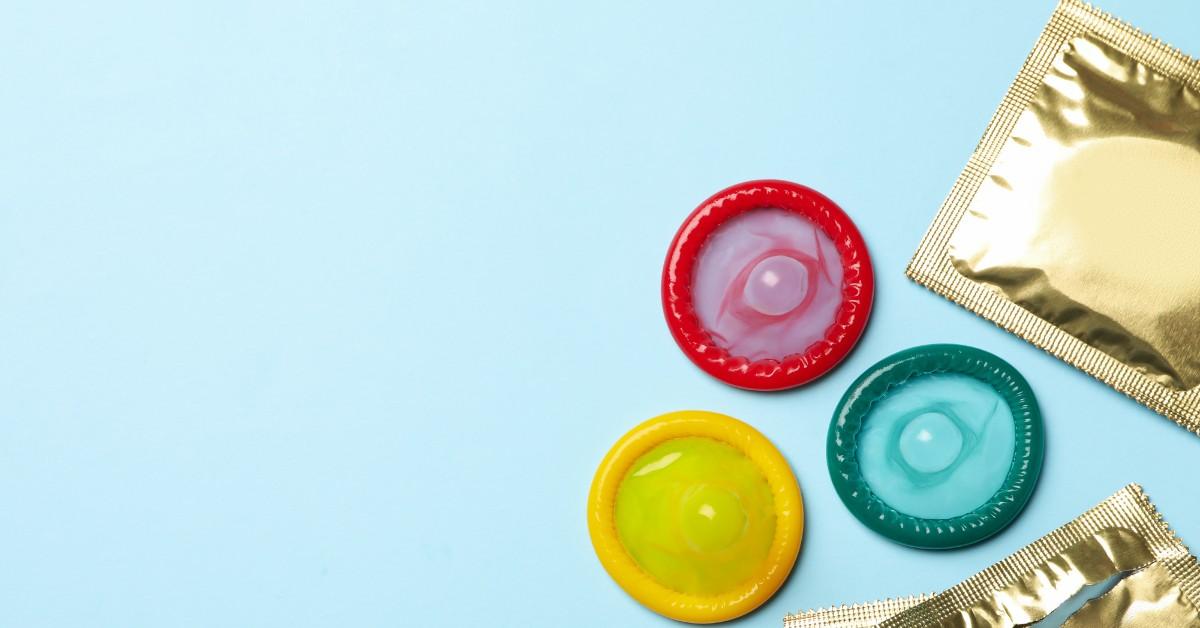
879, 484, 1196, 627
905, 0, 1200, 434
784, 594, 935, 628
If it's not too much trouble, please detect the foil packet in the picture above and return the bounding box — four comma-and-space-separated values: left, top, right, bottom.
907, 0, 1200, 433
785, 485, 1199, 627
784, 595, 933, 628
881, 485, 1200, 627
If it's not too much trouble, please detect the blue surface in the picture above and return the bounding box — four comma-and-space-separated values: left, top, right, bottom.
2, 1, 1200, 626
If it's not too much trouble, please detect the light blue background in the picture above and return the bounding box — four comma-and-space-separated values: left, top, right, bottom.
3, 1, 1200, 626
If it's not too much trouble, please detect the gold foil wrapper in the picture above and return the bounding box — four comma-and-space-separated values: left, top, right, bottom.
907, 0, 1200, 432
880, 484, 1200, 627
784, 595, 933, 628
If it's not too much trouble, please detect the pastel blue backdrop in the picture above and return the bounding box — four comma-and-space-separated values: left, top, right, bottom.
3, 1, 1199, 626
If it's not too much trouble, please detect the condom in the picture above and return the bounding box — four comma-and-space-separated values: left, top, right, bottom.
882, 485, 1200, 628
908, 0, 1200, 434
828, 345, 1043, 549
663, 180, 873, 391
587, 410, 803, 623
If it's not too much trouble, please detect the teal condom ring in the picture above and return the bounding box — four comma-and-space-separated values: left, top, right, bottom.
827, 344, 1043, 549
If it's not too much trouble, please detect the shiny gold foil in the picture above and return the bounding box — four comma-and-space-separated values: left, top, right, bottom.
879, 484, 1200, 628
1059, 560, 1200, 627
783, 595, 934, 628
907, 0, 1200, 432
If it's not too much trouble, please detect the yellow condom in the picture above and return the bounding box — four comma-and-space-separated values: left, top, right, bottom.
588, 411, 804, 623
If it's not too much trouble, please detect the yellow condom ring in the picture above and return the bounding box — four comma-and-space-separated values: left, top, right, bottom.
587, 410, 804, 623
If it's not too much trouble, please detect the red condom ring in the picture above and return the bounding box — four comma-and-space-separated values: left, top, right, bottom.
662, 180, 874, 391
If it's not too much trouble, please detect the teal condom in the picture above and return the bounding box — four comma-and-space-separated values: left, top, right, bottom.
827, 344, 1043, 549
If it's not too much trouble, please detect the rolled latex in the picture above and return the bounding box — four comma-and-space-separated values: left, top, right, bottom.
664, 180, 873, 391
827, 345, 1044, 549
588, 411, 803, 623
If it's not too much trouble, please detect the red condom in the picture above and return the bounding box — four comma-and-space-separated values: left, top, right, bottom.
662, 180, 873, 391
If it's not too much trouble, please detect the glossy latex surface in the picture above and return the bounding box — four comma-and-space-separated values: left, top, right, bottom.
858, 374, 1015, 520
614, 437, 775, 597
828, 344, 1043, 549
588, 410, 804, 622
663, 180, 874, 391
692, 208, 843, 361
